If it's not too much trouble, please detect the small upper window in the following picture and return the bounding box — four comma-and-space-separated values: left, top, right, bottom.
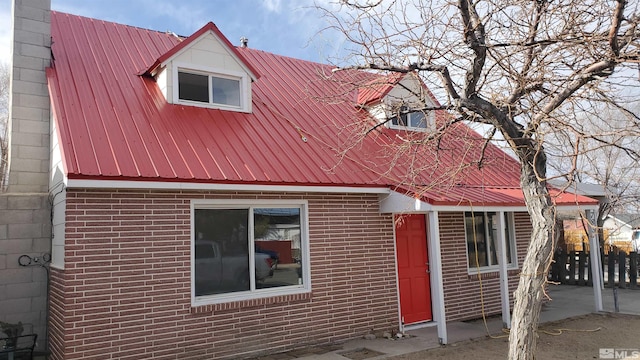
178, 70, 241, 107
390, 106, 429, 130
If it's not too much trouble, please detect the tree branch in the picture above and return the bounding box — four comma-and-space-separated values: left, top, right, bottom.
609, 0, 627, 57
458, 0, 487, 97
333, 63, 460, 99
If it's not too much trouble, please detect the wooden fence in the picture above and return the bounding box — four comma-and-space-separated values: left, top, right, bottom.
549, 248, 639, 288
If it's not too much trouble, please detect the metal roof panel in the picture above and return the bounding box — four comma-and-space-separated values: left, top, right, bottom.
47, 11, 594, 207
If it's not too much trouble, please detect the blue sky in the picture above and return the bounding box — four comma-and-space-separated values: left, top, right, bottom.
0, 0, 347, 65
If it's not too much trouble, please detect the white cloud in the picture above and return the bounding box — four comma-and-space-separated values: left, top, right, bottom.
261, 0, 283, 13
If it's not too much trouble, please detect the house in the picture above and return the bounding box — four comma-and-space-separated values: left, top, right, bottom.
551, 180, 607, 251
603, 214, 640, 252
549, 181, 640, 253
5, 1, 601, 359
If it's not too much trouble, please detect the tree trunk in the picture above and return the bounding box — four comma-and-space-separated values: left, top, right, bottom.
508, 158, 556, 360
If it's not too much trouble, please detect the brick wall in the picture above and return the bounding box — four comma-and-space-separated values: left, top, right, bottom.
48, 189, 397, 360
439, 211, 532, 321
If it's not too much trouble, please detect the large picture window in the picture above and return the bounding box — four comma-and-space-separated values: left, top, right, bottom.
192, 201, 308, 304
465, 212, 516, 271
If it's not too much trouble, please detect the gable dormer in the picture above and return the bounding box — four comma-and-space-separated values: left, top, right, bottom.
145, 22, 260, 113
358, 72, 437, 131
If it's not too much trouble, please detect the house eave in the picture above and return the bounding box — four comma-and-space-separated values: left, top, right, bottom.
379, 190, 599, 213
64, 178, 391, 194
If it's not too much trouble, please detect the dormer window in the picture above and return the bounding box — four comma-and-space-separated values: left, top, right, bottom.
145, 22, 259, 114
390, 106, 430, 130
178, 69, 242, 108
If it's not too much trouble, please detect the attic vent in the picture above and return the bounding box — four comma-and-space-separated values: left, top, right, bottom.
240, 37, 248, 48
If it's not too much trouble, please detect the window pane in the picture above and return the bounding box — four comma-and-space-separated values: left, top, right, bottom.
194, 209, 249, 296
487, 213, 498, 265
466, 212, 488, 267
409, 112, 427, 128
391, 106, 408, 127
489, 213, 514, 266
178, 72, 209, 102
391, 115, 407, 127
212, 77, 241, 106
254, 208, 302, 288
505, 213, 513, 264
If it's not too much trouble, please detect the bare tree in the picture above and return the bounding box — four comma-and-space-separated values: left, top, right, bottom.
317, 1, 640, 359
548, 104, 640, 247
0, 62, 9, 192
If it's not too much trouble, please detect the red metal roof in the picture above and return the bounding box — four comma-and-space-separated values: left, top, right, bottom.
47, 11, 597, 207
356, 72, 406, 106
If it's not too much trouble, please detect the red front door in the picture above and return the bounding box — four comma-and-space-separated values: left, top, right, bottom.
395, 214, 432, 324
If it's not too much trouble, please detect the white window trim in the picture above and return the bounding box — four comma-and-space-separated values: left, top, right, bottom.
191, 199, 311, 306
173, 62, 250, 113
465, 212, 518, 274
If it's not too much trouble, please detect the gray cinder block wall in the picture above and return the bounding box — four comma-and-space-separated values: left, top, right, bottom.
0, 195, 51, 347
8, 0, 51, 193
1, 0, 52, 352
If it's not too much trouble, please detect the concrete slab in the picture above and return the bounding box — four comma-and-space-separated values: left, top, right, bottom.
542, 284, 640, 320
282, 285, 640, 360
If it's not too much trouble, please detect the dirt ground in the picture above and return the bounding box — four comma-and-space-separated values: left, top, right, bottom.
390, 313, 640, 360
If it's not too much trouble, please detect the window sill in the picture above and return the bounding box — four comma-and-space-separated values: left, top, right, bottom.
388, 124, 429, 132
191, 289, 311, 313
176, 99, 249, 113
467, 268, 520, 280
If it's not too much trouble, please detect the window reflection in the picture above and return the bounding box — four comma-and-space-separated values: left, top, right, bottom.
194, 209, 249, 296
254, 208, 302, 288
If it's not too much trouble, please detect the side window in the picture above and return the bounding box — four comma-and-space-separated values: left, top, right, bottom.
192, 202, 308, 304
466, 212, 489, 267
465, 212, 516, 271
